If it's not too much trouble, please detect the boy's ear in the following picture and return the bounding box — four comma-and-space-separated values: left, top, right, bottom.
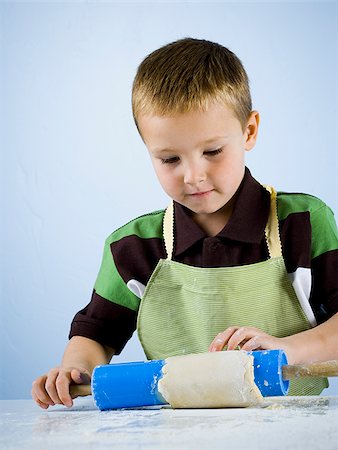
244, 111, 260, 151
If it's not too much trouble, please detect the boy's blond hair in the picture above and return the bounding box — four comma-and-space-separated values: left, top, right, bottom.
132, 38, 252, 131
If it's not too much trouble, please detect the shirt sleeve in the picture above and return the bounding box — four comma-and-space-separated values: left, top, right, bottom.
310, 203, 338, 319
68, 210, 165, 353
68, 236, 141, 353
93, 237, 141, 311
69, 290, 137, 354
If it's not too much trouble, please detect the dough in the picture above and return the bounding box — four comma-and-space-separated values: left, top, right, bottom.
157, 351, 263, 408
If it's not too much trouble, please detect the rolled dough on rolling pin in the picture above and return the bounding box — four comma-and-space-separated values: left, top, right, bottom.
158, 351, 263, 408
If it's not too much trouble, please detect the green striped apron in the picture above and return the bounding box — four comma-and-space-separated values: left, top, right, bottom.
137, 186, 328, 395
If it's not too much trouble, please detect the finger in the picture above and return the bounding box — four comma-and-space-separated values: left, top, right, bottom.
32, 375, 56, 407
241, 334, 278, 352
55, 370, 74, 408
45, 368, 64, 405
240, 336, 262, 352
70, 368, 91, 386
208, 327, 239, 352
226, 327, 260, 350
31, 387, 50, 409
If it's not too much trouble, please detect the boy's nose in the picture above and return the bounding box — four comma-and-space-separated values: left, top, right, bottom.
183, 163, 206, 186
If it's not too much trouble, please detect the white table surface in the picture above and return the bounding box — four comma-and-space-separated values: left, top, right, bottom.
1, 396, 337, 450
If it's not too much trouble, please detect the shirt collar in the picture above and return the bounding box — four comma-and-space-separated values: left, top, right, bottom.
174, 167, 270, 257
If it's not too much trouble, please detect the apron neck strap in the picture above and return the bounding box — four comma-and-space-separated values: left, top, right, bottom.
163, 186, 282, 260
163, 201, 175, 260
262, 185, 282, 258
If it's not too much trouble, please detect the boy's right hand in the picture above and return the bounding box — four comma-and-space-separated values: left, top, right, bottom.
31, 367, 91, 409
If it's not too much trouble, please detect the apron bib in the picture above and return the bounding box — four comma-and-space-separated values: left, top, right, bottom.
137, 186, 328, 395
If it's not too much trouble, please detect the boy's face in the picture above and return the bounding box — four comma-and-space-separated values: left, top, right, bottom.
138, 102, 259, 223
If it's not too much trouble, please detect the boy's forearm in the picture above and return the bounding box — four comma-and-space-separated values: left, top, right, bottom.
61, 336, 115, 374
285, 312, 338, 365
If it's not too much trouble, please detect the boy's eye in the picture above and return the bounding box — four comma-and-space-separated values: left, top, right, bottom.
161, 156, 180, 164
204, 148, 223, 157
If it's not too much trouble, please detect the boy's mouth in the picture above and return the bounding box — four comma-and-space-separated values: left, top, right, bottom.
189, 189, 214, 197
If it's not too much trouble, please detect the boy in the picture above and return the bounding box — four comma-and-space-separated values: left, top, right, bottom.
32, 38, 338, 409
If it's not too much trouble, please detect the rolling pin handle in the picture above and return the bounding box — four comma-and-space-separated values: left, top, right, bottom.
282, 360, 338, 380
69, 384, 92, 398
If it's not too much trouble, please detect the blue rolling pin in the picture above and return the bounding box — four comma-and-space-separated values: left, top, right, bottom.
71, 350, 285, 410
70, 350, 338, 410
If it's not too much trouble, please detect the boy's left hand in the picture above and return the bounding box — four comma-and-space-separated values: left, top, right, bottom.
208, 326, 289, 353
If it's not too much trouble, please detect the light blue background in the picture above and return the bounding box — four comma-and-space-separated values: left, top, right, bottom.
1, 1, 337, 400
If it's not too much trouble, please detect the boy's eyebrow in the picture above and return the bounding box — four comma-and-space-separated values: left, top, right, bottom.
153, 136, 227, 153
